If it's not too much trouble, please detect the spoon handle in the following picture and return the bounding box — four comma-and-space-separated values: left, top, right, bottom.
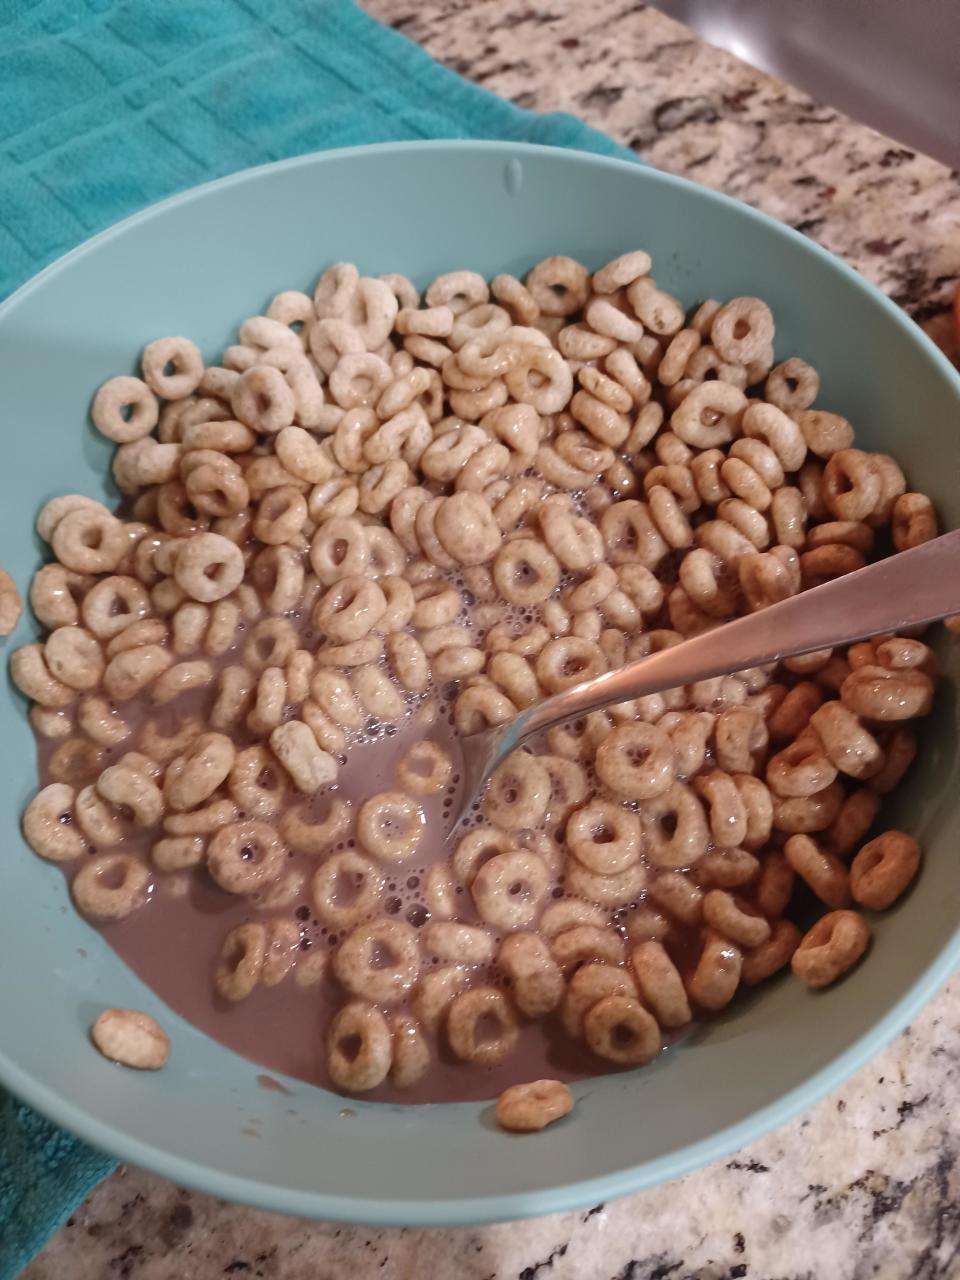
514, 529, 960, 743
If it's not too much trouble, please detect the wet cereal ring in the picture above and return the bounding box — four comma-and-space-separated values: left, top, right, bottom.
72, 854, 151, 921
447, 987, 519, 1066
327, 1000, 392, 1093
583, 994, 661, 1066
470, 850, 549, 930
333, 918, 420, 1004
566, 800, 641, 874
850, 831, 921, 911
791, 910, 871, 989
206, 820, 286, 895
357, 791, 424, 863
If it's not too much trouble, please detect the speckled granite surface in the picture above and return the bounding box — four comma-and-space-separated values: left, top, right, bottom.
23, 3, 960, 1277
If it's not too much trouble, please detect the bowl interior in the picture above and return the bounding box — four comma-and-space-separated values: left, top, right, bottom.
1, 142, 958, 1225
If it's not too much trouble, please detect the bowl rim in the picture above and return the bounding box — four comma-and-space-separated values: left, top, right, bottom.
2, 138, 959, 1227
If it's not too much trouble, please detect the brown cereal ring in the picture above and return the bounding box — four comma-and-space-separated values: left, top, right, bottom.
22, 783, 85, 862
327, 1001, 392, 1093
784, 833, 851, 908
163, 733, 235, 812
686, 929, 742, 1010
741, 919, 802, 986
228, 745, 289, 818
702, 889, 771, 949
566, 857, 647, 908
395, 741, 453, 795
470, 850, 549, 930
808, 701, 884, 780
447, 987, 519, 1066
173, 532, 244, 603
72, 854, 151, 921
311, 850, 383, 929
492, 538, 561, 606
389, 1013, 430, 1089
599, 500, 669, 570
91, 1008, 169, 1070
215, 923, 267, 1001
495, 1079, 573, 1132
206, 820, 286, 895
765, 357, 819, 414
334, 918, 419, 1003
357, 791, 424, 862
566, 801, 641, 875
840, 664, 934, 722
850, 831, 921, 910
791, 910, 870, 988
497, 933, 564, 1018
630, 941, 692, 1028
52, 506, 127, 575
595, 722, 675, 801
535, 636, 606, 694
550, 924, 625, 975
91, 376, 159, 443
525, 255, 589, 316
766, 734, 838, 799
710, 296, 774, 365
484, 752, 551, 830
583, 993, 661, 1066
423, 921, 495, 964
561, 962, 636, 1040
698, 844, 761, 890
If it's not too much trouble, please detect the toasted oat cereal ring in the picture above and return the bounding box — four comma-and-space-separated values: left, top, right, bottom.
791, 909, 870, 988
269, 720, 338, 794
630, 940, 691, 1028
595, 722, 675, 801
387, 1012, 430, 1089
230, 364, 296, 433
411, 966, 468, 1036
525, 255, 589, 316
491, 537, 560, 607
470, 850, 549, 930
850, 831, 921, 911
583, 994, 661, 1066
764, 357, 819, 414
52, 506, 127, 575
599, 500, 669, 570
447, 987, 519, 1066
497, 933, 564, 1018
313, 576, 386, 644
484, 752, 551, 830
151, 658, 214, 706
566, 801, 640, 875
591, 249, 651, 294
41, 626, 103, 692
95, 762, 163, 828
22, 783, 85, 862
772, 781, 846, 834
702, 888, 772, 949
356, 791, 424, 863
451, 827, 514, 888
740, 918, 802, 986
840, 664, 934, 722
80, 575, 152, 641
395, 741, 453, 796
567, 857, 647, 908
207, 820, 286, 895
259, 919, 300, 988
281, 796, 352, 855
671, 381, 747, 450
91, 376, 159, 443
539, 899, 608, 940
766, 734, 838, 799
141, 335, 204, 400
311, 851, 384, 930
808, 701, 884, 780
172, 532, 244, 603
504, 345, 574, 415
534, 636, 606, 695
561, 962, 636, 1040
784, 833, 850, 908
539, 754, 588, 823
433, 492, 502, 565
334, 918, 419, 1004
0, 567, 22, 635
326, 1000, 392, 1093
423, 921, 495, 965
214, 922, 266, 1001
164, 733, 235, 812
686, 929, 742, 1010
72, 854, 151, 921
710, 296, 774, 365
309, 516, 369, 585
495, 1079, 573, 1133
152, 835, 205, 871
91, 1008, 169, 1070
550, 924, 625, 976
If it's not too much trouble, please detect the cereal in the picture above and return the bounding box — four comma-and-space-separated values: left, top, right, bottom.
91, 1008, 169, 1070
496, 1080, 574, 1132
0, 568, 22, 635
14, 249, 948, 1109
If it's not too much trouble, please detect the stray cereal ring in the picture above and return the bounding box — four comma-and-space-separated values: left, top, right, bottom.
495, 1080, 573, 1132
91, 1008, 169, 1069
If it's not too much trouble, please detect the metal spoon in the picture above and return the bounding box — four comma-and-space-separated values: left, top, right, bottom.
452, 529, 960, 827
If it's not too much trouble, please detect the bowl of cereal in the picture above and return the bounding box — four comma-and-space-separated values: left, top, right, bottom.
1, 141, 958, 1224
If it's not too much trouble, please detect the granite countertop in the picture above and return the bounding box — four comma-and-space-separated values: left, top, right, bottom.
24, 3, 960, 1278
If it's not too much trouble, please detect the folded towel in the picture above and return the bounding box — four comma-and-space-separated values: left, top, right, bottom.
0, 0, 634, 1272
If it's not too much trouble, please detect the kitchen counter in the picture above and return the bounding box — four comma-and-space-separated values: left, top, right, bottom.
24, 3, 960, 1277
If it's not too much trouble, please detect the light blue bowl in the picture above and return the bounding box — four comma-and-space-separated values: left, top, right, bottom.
1, 142, 958, 1226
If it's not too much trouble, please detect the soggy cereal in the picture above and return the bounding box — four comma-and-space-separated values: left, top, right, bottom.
14, 248, 948, 1109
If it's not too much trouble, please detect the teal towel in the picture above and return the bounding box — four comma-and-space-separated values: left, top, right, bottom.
0, 0, 635, 1273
